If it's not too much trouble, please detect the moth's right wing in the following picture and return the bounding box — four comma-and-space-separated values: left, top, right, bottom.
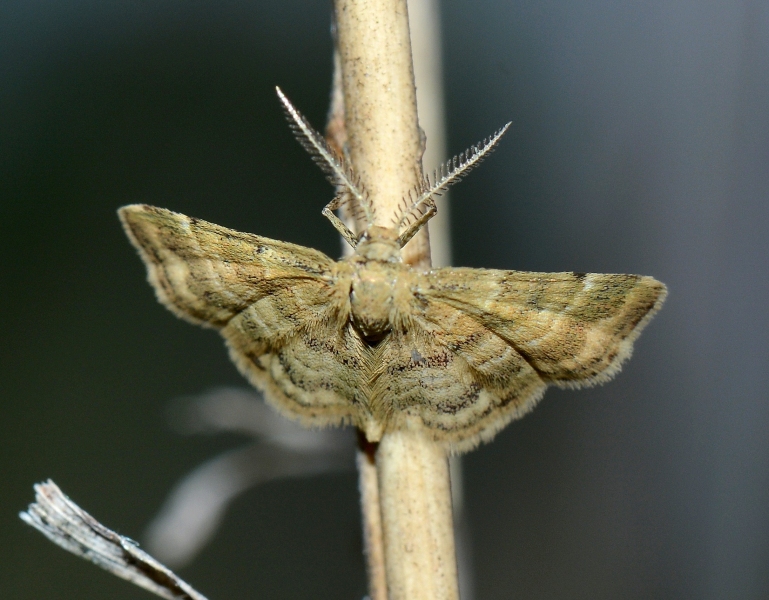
119, 204, 365, 427
119, 204, 337, 326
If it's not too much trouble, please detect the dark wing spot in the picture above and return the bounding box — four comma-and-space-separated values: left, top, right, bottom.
436, 383, 481, 415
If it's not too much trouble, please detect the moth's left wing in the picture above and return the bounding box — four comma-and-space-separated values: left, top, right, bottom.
419, 268, 667, 386
372, 309, 547, 452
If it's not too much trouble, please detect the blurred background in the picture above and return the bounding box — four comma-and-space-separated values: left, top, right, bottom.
2, 1, 768, 598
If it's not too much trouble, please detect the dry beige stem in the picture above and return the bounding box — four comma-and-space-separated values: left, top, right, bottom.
357, 440, 389, 600
333, 0, 430, 269
333, 1, 456, 598
377, 430, 458, 600
330, 2, 454, 594
323, 45, 390, 599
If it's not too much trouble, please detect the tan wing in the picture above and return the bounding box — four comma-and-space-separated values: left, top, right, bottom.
119, 204, 364, 428
378, 267, 665, 451
223, 289, 373, 431
372, 308, 546, 452
119, 204, 337, 326
420, 268, 667, 385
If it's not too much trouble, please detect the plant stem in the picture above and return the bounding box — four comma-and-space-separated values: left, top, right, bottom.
333, 1, 459, 598
334, 0, 429, 268
377, 431, 459, 600
357, 438, 389, 600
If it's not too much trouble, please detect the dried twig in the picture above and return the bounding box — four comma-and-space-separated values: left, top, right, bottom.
333, 1, 460, 598
20, 480, 209, 600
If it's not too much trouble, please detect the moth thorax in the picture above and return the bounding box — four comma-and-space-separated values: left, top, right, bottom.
350, 263, 395, 342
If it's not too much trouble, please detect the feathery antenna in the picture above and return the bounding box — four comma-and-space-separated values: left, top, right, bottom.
397, 122, 511, 247
276, 87, 373, 229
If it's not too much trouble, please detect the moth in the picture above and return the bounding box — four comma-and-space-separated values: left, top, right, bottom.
120, 88, 666, 453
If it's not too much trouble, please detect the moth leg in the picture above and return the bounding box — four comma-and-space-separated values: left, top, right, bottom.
322, 195, 358, 248
397, 198, 437, 248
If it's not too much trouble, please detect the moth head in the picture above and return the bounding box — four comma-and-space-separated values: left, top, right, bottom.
355, 226, 401, 262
